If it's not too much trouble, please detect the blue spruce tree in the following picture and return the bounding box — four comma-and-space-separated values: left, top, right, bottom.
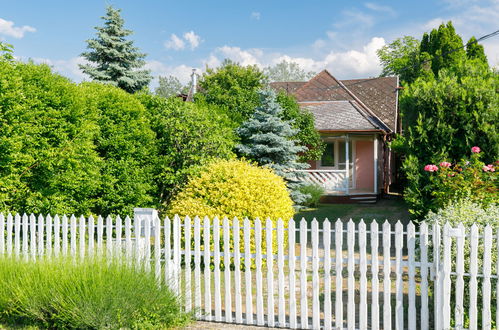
80, 6, 151, 93
236, 89, 310, 206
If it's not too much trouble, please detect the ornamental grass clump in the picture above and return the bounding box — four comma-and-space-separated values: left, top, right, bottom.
0, 256, 191, 329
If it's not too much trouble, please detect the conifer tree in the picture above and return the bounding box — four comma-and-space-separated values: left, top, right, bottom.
80, 6, 151, 93
466, 36, 488, 65
236, 89, 309, 205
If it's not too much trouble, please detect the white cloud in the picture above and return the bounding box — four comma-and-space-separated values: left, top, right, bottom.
164, 34, 185, 50
364, 3, 396, 16
0, 18, 35, 38
165, 31, 202, 51
214, 46, 262, 66
144, 60, 198, 86
251, 12, 261, 20
183, 31, 201, 50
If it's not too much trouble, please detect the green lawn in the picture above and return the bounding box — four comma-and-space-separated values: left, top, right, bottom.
296, 197, 412, 224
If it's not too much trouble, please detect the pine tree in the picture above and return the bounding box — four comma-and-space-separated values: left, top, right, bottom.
236, 89, 309, 205
80, 6, 151, 93
466, 36, 488, 65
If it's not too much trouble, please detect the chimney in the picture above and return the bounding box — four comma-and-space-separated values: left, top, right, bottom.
190, 68, 197, 95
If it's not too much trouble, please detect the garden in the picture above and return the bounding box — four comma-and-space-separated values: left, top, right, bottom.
0, 6, 497, 329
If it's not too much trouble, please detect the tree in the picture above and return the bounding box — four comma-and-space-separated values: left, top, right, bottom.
466, 36, 488, 65
0, 42, 14, 62
264, 59, 315, 82
394, 62, 498, 217
198, 59, 265, 124
137, 94, 236, 206
80, 6, 151, 93
236, 89, 309, 205
155, 75, 184, 98
377, 36, 420, 84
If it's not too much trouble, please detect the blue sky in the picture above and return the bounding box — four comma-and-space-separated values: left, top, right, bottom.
1, 0, 498, 87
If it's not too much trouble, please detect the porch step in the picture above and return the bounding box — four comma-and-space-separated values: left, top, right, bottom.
320, 194, 379, 204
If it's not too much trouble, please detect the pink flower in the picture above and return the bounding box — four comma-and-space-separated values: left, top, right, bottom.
424, 164, 438, 172
471, 146, 481, 153
487, 164, 495, 172
439, 161, 451, 168
483, 166, 490, 172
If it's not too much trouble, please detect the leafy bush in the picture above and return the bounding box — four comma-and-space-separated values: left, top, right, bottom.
425, 199, 499, 328
0, 257, 191, 329
168, 159, 294, 261
299, 184, 325, 208
420, 147, 498, 214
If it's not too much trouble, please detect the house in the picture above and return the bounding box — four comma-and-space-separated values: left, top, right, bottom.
271, 70, 400, 203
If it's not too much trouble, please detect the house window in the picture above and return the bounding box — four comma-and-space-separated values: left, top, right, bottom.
321, 143, 335, 166
338, 140, 353, 170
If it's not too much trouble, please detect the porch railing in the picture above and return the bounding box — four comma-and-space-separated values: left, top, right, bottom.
295, 169, 348, 192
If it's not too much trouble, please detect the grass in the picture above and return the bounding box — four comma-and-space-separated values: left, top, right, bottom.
296, 197, 411, 224
0, 256, 193, 329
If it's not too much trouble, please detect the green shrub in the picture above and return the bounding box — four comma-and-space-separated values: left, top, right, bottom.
0, 256, 192, 329
168, 159, 294, 267
425, 199, 499, 328
299, 184, 325, 208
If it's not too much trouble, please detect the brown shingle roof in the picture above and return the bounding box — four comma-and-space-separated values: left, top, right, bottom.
271, 70, 399, 132
269, 82, 306, 94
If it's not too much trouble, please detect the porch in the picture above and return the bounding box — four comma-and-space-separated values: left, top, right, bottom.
298, 133, 382, 198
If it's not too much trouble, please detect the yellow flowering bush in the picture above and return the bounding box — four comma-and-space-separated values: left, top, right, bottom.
168, 159, 294, 269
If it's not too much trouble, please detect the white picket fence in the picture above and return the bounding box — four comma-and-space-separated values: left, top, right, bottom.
0, 209, 498, 329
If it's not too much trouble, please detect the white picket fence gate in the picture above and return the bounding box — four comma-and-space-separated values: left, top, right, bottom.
0, 209, 498, 329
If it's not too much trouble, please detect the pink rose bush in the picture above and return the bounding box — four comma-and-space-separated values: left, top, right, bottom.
424, 146, 498, 211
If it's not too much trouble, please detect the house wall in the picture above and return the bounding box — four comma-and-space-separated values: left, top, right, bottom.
355, 140, 374, 191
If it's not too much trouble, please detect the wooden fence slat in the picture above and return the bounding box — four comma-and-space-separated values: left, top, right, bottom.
194, 216, 202, 317
144, 216, 151, 272
88, 216, 95, 256
266, 218, 274, 327
371, 220, 380, 330
359, 220, 367, 330
335, 219, 344, 330
22, 214, 29, 259
383, 221, 391, 330
223, 217, 232, 323
420, 222, 429, 330
14, 214, 20, 257
164, 217, 172, 285
154, 216, 161, 283
62, 215, 68, 256
442, 223, 452, 329
78, 215, 85, 259
173, 215, 181, 295
234, 217, 243, 323
300, 218, 309, 329
38, 214, 45, 256
116, 215, 122, 259
312, 219, 320, 330
213, 216, 222, 322
46, 215, 52, 258
483, 225, 492, 330
433, 223, 442, 330
0, 214, 4, 255
323, 219, 332, 330
70, 215, 77, 257
469, 224, 478, 330
395, 221, 403, 330
277, 218, 285, 327
407, 221, 416, 330
185, 216, 192, 313
125, 216, 132, 263
347, 219, 355, 330
106, 215, 113, 258
455, 223, 465, 329
243, 218, 253, 325
6, 213, 12, 256
203, 216, 212, 321
288, 218, 297, 329
255, 218, 264, 326
97, 215, 103, 254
